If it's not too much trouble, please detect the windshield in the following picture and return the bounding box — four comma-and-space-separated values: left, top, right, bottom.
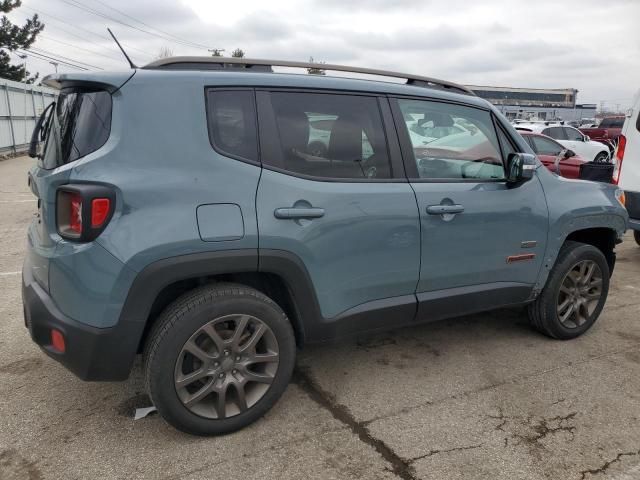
41, 89, 112, 169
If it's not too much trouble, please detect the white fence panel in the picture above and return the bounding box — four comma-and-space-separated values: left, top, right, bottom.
0, 78, 57, 153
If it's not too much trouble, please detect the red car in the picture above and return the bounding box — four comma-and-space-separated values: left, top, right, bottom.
579, 116, 624, 152
519, 131, 587, 179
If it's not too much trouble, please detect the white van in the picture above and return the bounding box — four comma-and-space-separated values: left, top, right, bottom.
616, 89, 640, 245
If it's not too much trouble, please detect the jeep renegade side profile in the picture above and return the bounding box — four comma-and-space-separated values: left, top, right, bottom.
23, 58, 628, 435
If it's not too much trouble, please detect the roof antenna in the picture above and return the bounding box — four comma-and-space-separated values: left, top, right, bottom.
107, 28, 137, 69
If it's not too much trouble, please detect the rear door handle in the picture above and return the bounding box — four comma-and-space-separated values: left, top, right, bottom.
426, 204, 464, 215
274, 207, 325, 219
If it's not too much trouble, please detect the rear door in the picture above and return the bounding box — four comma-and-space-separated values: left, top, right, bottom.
391, 97, 549, 321
255, 90, 420, 327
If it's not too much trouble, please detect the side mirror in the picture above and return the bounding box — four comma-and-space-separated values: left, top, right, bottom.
583, 135, 590, 142
564, 149, 575, 158
507, 153, 537, 184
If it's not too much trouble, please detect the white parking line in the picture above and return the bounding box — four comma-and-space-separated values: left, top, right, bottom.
0, 271, 20, 276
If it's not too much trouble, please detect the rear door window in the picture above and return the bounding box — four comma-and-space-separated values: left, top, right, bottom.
564, 127, 583, 141
531, 136, 563, 155
542, 126, 567, 140
599, 117, 624, 128
261, 92, 392, 180
42, 89, 112, 169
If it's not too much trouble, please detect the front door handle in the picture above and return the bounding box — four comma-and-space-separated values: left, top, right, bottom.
274, 207, 325, 219
426, 204, 464, 215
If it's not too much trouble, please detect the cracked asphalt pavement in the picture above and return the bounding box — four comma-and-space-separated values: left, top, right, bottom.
1, 155, 640, 479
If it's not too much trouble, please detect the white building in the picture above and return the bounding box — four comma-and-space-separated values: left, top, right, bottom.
466, 85, 596, 123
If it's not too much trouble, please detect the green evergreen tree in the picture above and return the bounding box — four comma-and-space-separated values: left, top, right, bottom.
0, 0, 44, 82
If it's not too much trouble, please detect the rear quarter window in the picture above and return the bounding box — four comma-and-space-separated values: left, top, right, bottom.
206, 89, 259, 163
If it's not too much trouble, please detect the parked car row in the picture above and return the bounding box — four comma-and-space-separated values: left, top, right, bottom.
513, 123, 611, 163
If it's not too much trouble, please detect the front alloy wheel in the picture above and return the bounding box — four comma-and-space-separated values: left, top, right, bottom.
528, 241, 610, 339
556, 260, 603, 329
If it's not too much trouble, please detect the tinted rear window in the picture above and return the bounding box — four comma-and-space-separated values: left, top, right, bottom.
42, 89, 112, 169
206, 90, 258, 163
599, 117, 624, 128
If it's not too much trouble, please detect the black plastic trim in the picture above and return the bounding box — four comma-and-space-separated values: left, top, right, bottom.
415, 282, 533, 323
56, 184, 116, 242
624, 190, 640, 219
119, 249, 259, 328
22, 257, 142, 381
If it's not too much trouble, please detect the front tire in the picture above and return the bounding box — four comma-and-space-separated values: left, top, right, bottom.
144, 283, 296, 436
528, 241, 609, 339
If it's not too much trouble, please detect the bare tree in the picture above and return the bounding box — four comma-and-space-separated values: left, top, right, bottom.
307, 56, 326, 75
210, 48, 224, 57
231, 48, 245, 58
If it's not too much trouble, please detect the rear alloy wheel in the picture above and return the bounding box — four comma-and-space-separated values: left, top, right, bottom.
528, 241, 609, 339
174, 314, 279, 420
145, 284, 296, 435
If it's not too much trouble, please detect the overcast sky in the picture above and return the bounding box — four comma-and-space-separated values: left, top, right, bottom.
9, 0, 640, 109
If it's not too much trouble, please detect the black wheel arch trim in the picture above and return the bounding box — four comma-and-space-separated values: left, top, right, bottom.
118, 248, 325, 347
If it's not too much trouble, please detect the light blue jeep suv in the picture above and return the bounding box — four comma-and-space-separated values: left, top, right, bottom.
23, 58, 628, 435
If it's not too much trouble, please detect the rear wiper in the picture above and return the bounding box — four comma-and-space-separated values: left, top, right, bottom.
29, 102, 55, 158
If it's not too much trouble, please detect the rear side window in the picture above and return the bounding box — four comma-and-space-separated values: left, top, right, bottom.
396, 98, 505, 180
531, 136, 562, 156
42, 89, 112, 169
263, 92, 391, 179
542, 127, 566, 140
599, 117, 624, 128
564, 127, 583, 141
206, 90, 258, 163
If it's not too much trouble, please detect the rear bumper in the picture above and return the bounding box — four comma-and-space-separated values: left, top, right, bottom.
22, 257, 142, 381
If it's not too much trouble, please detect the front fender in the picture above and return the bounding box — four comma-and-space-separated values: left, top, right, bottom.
534, 167, 628, 292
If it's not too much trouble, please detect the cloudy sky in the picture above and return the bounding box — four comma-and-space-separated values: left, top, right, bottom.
8, 0, 640, 109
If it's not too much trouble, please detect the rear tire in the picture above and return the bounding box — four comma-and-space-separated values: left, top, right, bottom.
144, 283, 296, 436
594, 151, 609, 163
634, 230, 640, 246
528, 241, 609, 339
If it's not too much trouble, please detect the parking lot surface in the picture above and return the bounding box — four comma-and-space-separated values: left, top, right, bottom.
1, 155, 640, 480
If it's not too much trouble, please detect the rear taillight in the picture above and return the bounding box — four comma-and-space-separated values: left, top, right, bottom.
69, 194, 83, 234
612, 135, 626, 184
91, 198, 111, 227
56, 185, 115, 242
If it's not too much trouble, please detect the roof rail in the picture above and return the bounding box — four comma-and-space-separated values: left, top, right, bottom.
142, 57, 474, 95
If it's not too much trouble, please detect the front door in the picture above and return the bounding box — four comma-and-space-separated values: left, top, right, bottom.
255, 90, 421, 331
391, 97, 549, 321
